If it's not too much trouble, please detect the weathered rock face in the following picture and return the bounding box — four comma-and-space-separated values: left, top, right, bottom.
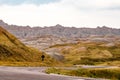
0, 20, 120, 39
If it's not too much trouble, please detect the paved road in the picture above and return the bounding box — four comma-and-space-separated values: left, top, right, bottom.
0, 66, 105, 80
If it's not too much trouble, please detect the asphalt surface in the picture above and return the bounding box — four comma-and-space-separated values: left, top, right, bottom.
0, 66, 106, 80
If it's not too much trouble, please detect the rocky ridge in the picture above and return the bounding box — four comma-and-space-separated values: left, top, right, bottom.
0, 20, 120, 39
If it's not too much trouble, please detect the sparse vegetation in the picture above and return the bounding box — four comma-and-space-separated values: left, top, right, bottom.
46, 68, 120, 80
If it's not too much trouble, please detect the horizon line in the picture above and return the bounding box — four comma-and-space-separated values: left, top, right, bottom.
0, 19, 119, 29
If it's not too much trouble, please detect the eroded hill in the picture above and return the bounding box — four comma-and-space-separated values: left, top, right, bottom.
46, 40, 120, 66
0, 20, 120, 39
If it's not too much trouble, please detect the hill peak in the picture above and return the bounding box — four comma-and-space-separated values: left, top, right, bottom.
55, 24, 63, 27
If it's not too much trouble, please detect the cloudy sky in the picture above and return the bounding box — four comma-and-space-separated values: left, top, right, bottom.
0, 0, 120, 28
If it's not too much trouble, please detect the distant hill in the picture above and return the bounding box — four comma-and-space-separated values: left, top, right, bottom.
0, 20, 120, 39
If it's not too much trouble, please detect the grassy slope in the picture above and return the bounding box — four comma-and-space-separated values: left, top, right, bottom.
48, 41, 120, 66
0, 26, 60, 66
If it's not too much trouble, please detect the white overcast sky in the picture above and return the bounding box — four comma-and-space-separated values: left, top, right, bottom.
0, 0, 120, 28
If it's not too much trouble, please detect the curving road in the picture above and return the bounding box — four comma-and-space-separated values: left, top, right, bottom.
0, 66, 105, 80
